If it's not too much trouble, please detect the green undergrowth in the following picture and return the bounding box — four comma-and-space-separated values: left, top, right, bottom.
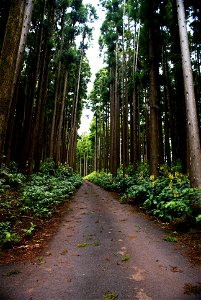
0, 161, 83, 249
85, 162, 201, 228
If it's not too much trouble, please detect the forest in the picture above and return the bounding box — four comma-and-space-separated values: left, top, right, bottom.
0, 0, 201, 250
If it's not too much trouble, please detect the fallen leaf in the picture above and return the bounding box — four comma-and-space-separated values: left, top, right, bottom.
122, 254, 130, 262
169, 265, 183, 273
128, 235, 137, 239
104, 291, 118, 299
77, 243, 90, 248
60, 249, 68, 255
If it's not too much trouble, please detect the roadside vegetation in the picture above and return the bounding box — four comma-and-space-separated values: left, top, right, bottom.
0, 161, 82, 250
86, 162, 201, 264
86, 162, 201, 229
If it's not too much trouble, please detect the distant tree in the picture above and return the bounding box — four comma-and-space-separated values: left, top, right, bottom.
77, 133, 92, 176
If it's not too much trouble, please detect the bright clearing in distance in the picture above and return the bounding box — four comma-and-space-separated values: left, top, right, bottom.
78, 0, 105, 135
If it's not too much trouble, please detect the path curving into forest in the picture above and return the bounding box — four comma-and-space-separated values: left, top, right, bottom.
0, 181, 201, 300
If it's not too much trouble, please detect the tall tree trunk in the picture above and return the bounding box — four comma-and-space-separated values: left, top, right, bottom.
68, 44, 84, 169
162, 45, 176, 166
27, 0, 47, 175
132, 22, 140, 172
56, 69, 68, 163
104, 107, 109, 172
148, 3, 160, 176
114, 32, 120, 176
49, 8, 65, 159
12, 0, 34, 100
171, 1, 187, 171
0, 0, 26, 167
109, 67, 115, 174
133, 87, 138, 172
121, 2, 128, 175
4, 0, 34, 168
176, 0, 201, 188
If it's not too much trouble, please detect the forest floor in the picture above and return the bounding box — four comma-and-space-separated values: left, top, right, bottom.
0, 180, 201, 299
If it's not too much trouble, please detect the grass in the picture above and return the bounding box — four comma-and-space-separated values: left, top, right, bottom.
162, 236, 177, 242
77, 243, 90, 248
104, 291, 118, 299
121, 254, 130, 262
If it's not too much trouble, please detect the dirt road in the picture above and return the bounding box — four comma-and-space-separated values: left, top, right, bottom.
0, 181, 200, 299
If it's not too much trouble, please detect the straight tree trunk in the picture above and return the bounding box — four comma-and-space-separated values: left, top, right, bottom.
121, 3, 128, 174
162, 47, 176, 165
68, 44, 84, 169
27, 0, 47, 175
49, 8, 65, 159
133, 87, 138, 172
31, 0, 54, 172
132, 23, 140, 172
0, 0, 26, 167
148, 3, 160, 176
12, 0, 34, 99
114, 32, 120, 176
4, 0, 34, 168
109, 67, 115, 174
56, 69, 68, 163
176, 0, 201, 188
104, 107, 109, 172
171, 1, 187, 171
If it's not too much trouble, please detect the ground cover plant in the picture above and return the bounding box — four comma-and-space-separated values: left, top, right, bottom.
0, 161, 83, 251
86, 162, 201, 227
86, 163, 201, 264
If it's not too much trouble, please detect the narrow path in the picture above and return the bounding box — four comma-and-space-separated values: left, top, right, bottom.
0, 181, 200, 300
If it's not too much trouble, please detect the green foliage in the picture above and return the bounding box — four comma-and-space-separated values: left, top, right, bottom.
143, 166, 192, 221
77, 133, 93, 159
196, 214, 201, 224
0, 221, 20, 247
162, 236, 177, 242
23, 222, 37, 236
87, 162, 200, 225
121, 254, 130, 261
77, 243, 90, 247
104, 291, 118, 300
0, 178, 9, 193
0, 166, 26, 192
21, 163, 83, 216
0, 161, 83, 249
85, 171, 114, 190
85, 169, 136, 193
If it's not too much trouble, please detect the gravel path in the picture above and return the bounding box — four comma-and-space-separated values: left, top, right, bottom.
0, 181, 201, 300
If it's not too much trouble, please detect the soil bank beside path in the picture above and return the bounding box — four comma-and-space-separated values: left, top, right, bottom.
0, 180, 201, 300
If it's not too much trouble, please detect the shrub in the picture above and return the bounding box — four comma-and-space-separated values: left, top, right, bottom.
87, 162, 200, 224
0, 221, 20, 248
21, 165, 82, 216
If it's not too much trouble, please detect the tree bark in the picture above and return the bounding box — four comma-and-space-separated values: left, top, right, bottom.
49, 8, 65, 159
4, 0, 34, 168
68, 44, 84, 169
109, 67, 115, 174
148, 3, 160, 176
176, 0, 201, 188
56, 69, 68, 163
0, 0, 25, 167
114, 32, 120, 176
